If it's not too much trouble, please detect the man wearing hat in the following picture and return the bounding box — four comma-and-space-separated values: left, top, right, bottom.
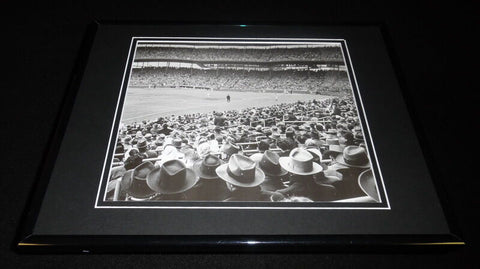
145, 150, 158, 159
108, 144, 146, 186
158, 123, 173, 136
157, 133, 166, 142
207, 133, 220, 153
122, 136, 146, 161
275, 139, 291, 157
322, 144, 344, 162
249, 140, 270, 160
304, 132, 324, 149
327, 145, 371, 200
156, 138, 183, 166
353, 132, 365, 145
127, 137, 148, 155
295, 134, 307, 148
216, 154, 285, 201
147, 159, 199, 201
184, 154, 230, 201
277, 148, 337, 201
119, 162, 157, 201
196, 139, 211, 158
219, 142, 240, 161
270, 133, 281, 147
135, 131, 144, 139
334, 169, 380, 203
338, 131, 355, 147
251, 150, 289, 192
214, 112, 226, 126
284, 128, 298, 150
144, 133, 153, 142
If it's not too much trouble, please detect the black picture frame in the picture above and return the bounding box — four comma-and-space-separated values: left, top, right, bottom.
16, 22, 464, 253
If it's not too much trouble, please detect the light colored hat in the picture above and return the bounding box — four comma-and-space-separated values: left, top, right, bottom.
197, 142, 211, 157
164, 137, 173, 146
323, 145, 345, 158
279, 148, 323, 175
216, 154, 265, 187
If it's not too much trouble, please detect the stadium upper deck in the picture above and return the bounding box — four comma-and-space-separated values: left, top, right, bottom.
134, 44, 344, 63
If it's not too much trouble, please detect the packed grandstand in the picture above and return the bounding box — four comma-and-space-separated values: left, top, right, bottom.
107, 96, 378, 203
103, 43, 379, 203
134, 45, 344, 62
129, 68, 350, 95
129, 43, 350, 95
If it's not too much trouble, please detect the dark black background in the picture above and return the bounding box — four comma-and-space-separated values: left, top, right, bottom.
1, 0, 478, 268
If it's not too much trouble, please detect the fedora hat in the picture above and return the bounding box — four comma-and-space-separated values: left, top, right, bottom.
216, 154, 265, 187
136, 138, 148, 149
256, 150, 288, 177
279, 148, 323, 176
335, 146, 370, 168
121, 162, 156, 198
314, 170, 343, 186
323, 145, 345, 158
146, 159, 198, 194
221, 142, 240, 156
354, 132, 364, 141
192, 154, 224, 180
358, 169, 380, 202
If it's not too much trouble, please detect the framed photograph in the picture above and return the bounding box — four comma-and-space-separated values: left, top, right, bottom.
17, 23, 463, 252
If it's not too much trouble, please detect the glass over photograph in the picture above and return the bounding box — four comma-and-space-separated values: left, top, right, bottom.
98, 38, 388, 207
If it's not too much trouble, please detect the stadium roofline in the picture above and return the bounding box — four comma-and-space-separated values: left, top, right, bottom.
136, 43, 341, 49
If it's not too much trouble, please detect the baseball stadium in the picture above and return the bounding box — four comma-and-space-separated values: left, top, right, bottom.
122, 43, 349, 122
103, 41, 381, 205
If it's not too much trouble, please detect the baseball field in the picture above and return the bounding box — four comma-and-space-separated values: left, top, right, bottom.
120, 87, 333, 124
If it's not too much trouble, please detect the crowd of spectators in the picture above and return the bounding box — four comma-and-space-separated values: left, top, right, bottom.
106, 95, 379, 203
135, 47, 344, 62
129, 67, 350, 94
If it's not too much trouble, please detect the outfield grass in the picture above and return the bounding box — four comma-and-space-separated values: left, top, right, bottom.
120, 87, 333, 124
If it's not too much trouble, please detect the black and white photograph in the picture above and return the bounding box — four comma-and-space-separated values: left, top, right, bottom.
97, 38, 387, 207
